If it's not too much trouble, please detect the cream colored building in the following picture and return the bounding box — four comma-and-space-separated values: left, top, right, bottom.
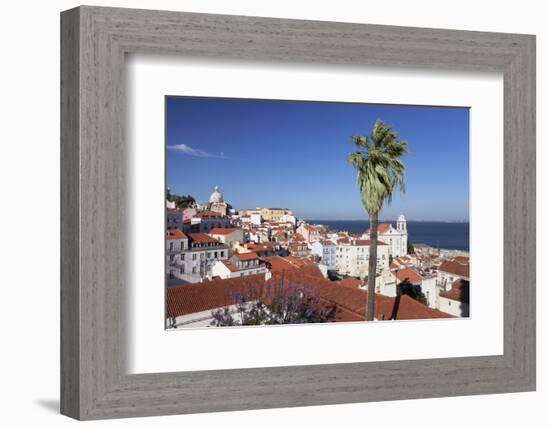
336, 239, 390, 277
207, 228, 244, 255
258, 207, 293, 222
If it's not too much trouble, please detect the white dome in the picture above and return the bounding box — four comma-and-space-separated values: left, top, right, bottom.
397, 214, 406, 222
209, 185, 224, 203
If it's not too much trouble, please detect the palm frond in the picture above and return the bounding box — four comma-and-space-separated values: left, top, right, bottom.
348, 120, 408, 214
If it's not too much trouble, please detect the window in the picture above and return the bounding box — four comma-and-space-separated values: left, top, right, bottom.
169, 242, 174, 251
449, 301, 452, 306
180, 267, 185, 274
207, 252, 211, 259
192, 267, 197, 274
192, 254, 197, 261
180, 254, 184, 260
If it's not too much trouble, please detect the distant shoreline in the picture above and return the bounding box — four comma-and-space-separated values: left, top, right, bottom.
306, 219, 470, 252
304, 219, 470, 223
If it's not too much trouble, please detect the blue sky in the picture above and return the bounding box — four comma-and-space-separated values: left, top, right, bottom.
166, 96, 469, 221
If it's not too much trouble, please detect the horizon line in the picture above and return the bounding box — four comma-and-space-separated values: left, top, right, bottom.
303, 218, 470, 223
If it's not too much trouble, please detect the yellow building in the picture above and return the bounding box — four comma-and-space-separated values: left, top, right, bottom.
259, 207, 293, 222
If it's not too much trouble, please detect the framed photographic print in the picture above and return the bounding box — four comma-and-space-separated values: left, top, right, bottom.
61, 6, 536, 420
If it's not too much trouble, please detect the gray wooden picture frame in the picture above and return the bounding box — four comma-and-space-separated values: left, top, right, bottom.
60, 5, 536, 421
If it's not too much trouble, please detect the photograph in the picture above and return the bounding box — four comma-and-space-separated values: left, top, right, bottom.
164, 96, 470, 328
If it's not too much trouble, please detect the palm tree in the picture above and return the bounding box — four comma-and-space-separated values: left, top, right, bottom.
348, 120, 408, 321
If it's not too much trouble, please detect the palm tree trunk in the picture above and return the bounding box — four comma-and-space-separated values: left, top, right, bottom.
366, 211, 378, 321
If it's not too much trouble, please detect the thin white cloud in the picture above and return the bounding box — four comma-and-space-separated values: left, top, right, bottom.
167, 144, 230, 159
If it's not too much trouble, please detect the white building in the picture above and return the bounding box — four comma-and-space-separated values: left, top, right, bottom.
336, 239, 390, 277
420, 274, 438, 309
363, 214, 408, 258
375, 269, 398, 297
281, 213, 297, 225
438, 279, 469, 317
211, 252, 267, 279
296, 223, 327, 244
310, 239, 337, 271
190, 211, 232, 233
392, 267, 438, 309
166, 229, 188, 279
166, 231, 229, 283
437, 259, 470, 291
250, 213, 262, 225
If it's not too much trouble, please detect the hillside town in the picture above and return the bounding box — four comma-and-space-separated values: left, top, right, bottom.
166, 186, 470, 328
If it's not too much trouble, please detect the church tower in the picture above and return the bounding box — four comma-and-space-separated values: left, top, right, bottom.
397, 213, 407, 233
396, 214, 407, 256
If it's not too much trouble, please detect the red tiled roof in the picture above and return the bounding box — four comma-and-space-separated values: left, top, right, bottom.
297, 265, 325, 279
439, 260, 470, 278
278, 270, 452, 321
338, 277, 361, 289
453, 256, 470, 265
166, 270, 453, 321
439, 279, 470, 303
374, 293, 453, 320
246, 242, 278, 249
208, 227, 240, 235
263, 256, 297, 273
187, 233, 219, 244
222, 259, 264, 272
262, 255, 318, 273
166, 229, 187, 240
365, 223, 392, 234
393, 267, 424, 283
287, 256, 318, 267
235, 252, 259, 261
166, 275, 264, 317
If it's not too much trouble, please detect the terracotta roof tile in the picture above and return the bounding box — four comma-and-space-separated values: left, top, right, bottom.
208, 228, 240, 235
365, 223, 392, 234
338, 277, 361, 289
393, 267, 424, 283
166, 270, 453, 321
235, 252, 259, 261
166, 275, 264, 317
439, 260, 470, 278
166, 229, 187, 240
187, 233, 222, 244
